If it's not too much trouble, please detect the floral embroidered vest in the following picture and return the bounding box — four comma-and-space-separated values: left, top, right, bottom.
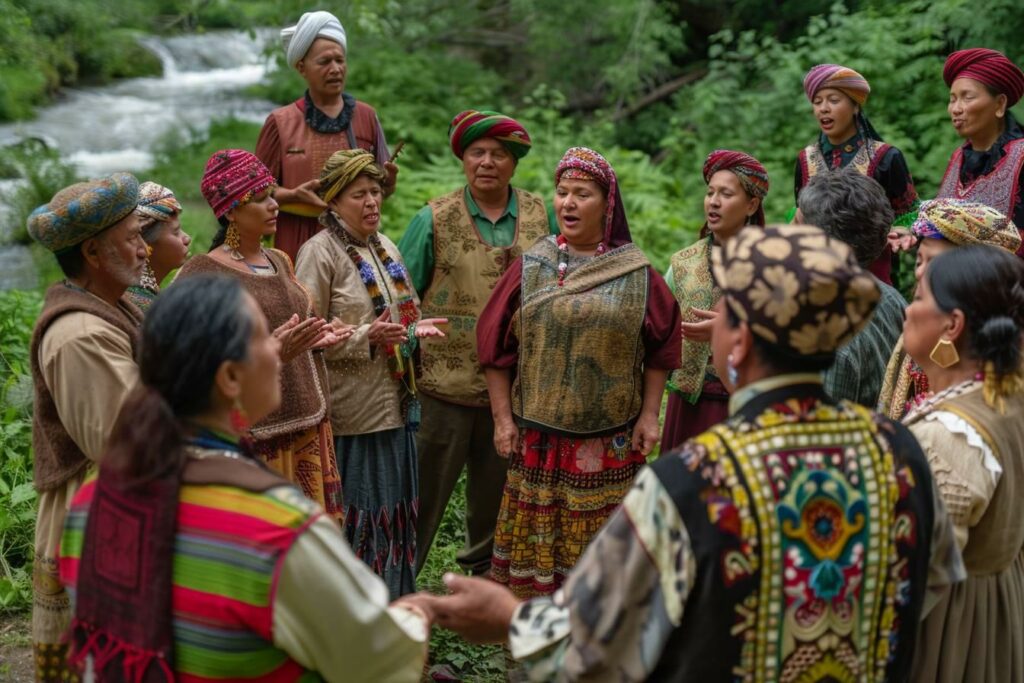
937, 138, 1024, 220
649, 384, 936, 682
800, 138, 892, 183
511, 236, 649, 436
667, 237, 722, 401
418, 187, 549, 406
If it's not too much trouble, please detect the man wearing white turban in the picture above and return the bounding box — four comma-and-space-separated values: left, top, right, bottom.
256, 10, 397, 262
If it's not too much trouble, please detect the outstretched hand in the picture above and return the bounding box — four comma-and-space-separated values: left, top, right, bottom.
888, 228, 917, 253
413, 574, 521, 645
680, 307, 717, 342
273, 314, 333, 362
415, 317, 448, 339
367, 309, 407, 348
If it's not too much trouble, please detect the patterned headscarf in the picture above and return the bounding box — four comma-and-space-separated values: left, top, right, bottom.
703, 149, 770, 227
28, 173, 140, 254
200, 150, 276, 219
712, 224, 880, 359
911, 199, 1021, 253
282, 11, 347, 68
554, 146, 632, 248
135, 181, 182, 231
448, 110, 532, 160
318, 149, 386, 203
803, 64, 871, 105
944, 48, 1024, 106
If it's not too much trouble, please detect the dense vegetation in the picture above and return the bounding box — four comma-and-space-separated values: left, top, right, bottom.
1, 0, 1024, 678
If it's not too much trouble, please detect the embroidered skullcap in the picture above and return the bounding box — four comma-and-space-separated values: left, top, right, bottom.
554, 146, 632, 247
282, 11, 347, 69
200, 150, 276, 219
318, 149, 386, 203
712, 224, 880, 359
803, 64, 871, 106
135, 181, 182, 225
703, 149, 770, 226
911, 199, 1021, 253
448, 110, 532, 160
943, 48, 1024, 107
28, 173, 140, 254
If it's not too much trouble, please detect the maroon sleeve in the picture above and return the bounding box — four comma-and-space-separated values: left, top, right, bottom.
643, 267, 682, 370
255, 113, 283, 182
477, 258, 523, 369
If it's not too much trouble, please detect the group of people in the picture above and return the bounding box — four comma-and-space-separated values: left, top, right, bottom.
22, 7, 1024, 682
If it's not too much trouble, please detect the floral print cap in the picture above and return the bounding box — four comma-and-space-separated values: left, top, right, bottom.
712, 224, 880, 359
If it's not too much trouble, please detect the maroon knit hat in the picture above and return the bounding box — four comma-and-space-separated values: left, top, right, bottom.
943, 48, 1024, 107
200, 149, 276, 218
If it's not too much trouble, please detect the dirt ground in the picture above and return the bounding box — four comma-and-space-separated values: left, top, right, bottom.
0, 612, 33, 682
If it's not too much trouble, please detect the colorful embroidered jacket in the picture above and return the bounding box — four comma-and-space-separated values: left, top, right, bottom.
508, 375, 965, 682
60, 454, 427, 682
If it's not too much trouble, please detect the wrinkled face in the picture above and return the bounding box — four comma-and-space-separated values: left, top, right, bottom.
705, 170, 757, 243
229, 188, 279, 239
903, 268, 955, 372
555, 178, 606, 248
235, 293, 282, 424
948, 77, 1006, 142
297, 38, 347, 98
812, 87, 858, 142
95, 212, 148, 288
462, 138, 515, 196
147, 216, 191, 275
329, 175, 382, 240
913, 237, 955, 283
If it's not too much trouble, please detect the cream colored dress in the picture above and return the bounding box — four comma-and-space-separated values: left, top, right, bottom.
905, 381, 1024, 682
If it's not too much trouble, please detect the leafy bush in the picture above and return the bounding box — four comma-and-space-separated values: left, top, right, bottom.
0, 140, 79, 246
0, 290, 41, 613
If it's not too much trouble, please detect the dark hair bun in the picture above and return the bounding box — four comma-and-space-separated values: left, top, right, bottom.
974, 315, 1022, 376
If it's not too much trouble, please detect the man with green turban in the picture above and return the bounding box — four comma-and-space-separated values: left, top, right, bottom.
400, 109, 556, 576
26, 173, 147, 681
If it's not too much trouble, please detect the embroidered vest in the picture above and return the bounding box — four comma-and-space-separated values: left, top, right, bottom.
30, 284, 142, 492
667, 237, 721, 400
61, 456, 323, 682
417, 187, 549, 405
800, 138, 892, 184
905, 388, 1024, 574
649, 389, 936, 682
175, 251, 328, 439
511, 237, 649, 436
937, 138, 1024, 220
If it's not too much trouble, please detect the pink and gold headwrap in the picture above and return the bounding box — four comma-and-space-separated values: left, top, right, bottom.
803, 64, 871, 105
554, 146, 632, 247
200, 150, 276, 219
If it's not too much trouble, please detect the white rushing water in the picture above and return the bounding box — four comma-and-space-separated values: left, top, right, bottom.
0, 29, 279, 289
0, 29, 277, 178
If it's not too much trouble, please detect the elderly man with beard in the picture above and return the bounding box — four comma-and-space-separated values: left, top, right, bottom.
26, 173, 145, 682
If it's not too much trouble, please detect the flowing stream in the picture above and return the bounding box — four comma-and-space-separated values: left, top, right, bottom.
0, 29, 278, 289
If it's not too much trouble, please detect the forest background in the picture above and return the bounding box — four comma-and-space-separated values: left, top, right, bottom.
0, 0, 1022, 678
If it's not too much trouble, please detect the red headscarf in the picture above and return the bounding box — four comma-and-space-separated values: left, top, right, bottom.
943, 48, 1024, 107
702, 149, 770, 228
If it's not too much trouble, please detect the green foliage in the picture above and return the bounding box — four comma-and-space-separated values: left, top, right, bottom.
0, 290, 42, 613
0, 140, 80, 246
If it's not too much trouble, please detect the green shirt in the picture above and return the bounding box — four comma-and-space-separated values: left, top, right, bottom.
398, 186, 559, 295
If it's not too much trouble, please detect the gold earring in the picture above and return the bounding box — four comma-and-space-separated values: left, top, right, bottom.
929, 338, 960, 369
223, 221, 244, 261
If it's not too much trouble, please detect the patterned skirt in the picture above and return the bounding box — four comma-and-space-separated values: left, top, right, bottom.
251, 419, 345, 525
335, 426, 418, 599
491, 428, 646, 599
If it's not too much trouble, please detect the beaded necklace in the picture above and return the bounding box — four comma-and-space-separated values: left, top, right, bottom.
332, 220, 419, 377
556, 234, 605, 286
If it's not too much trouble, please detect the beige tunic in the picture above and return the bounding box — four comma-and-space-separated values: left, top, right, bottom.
295, 225, 416, 436
34, 312, 138, 645
907, 382, 1024, 683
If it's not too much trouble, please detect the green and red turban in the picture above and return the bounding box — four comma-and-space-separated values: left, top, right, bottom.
702, 149, 770, 226
448, 110, 531, 160
943, 48, 1024, 107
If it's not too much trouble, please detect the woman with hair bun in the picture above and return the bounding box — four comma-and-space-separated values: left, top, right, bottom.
901, 245, 1024, 682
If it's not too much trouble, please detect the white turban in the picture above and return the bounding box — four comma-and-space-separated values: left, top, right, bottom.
281, 11, 347, 69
